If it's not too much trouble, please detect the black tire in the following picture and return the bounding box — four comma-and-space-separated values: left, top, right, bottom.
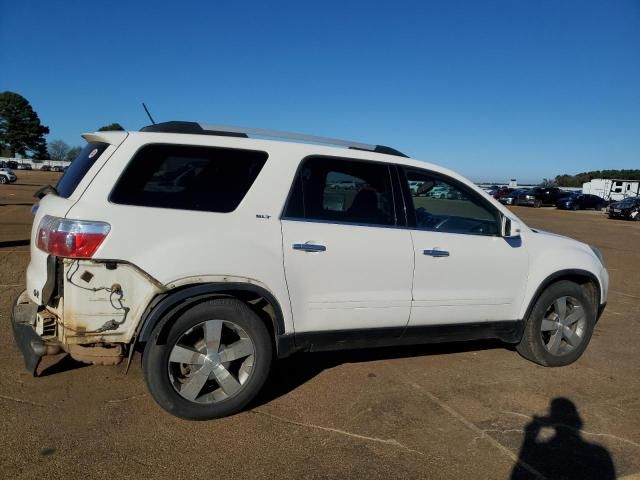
0, 177, 6, 184
572, 204, 579, 211
143, 298, 273, 420
516, 281, 595, 367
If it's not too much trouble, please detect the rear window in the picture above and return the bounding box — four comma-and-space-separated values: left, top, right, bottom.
110, 144, 268, 213
56, 142, 109, 198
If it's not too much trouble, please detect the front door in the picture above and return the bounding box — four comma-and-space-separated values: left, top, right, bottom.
401, 167, 529, 326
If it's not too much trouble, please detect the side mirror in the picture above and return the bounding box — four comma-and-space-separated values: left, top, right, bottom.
502, 217, 521, 238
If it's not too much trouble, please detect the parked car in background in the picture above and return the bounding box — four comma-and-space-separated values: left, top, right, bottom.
6, 160, 18, 170
16, 164, 33, 170
0, 168, 17, 184
493, 187, 514, 200
498, 189, 540, 207
556, 193, 607, 211
529, 187, 570, 206
51, 166, 64, 172
40, 165, 51, 171
608, 197, 640, 221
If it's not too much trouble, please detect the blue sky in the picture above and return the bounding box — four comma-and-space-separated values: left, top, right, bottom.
1, 0, 638, 183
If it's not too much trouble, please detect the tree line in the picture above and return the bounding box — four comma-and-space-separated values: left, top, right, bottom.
0, 91, 123, 161
554, 170, 640, 187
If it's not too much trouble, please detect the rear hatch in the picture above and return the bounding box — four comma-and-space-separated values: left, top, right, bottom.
27, 132, 128, 305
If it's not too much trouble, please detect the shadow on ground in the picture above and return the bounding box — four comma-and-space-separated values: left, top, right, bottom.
38, 354, 89, 377
511, 397, 616, 480
254, 339, 508, 407
0, 239, 30, 248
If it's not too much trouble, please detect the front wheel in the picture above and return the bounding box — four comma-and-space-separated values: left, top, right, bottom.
0, 177, 6, 184
143, 298, 273, 420
517, 281, 595, 367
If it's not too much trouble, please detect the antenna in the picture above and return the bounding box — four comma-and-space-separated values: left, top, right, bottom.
142, 103, 156, 125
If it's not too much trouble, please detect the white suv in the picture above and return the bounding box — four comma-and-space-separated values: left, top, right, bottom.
12, 121, 608, 420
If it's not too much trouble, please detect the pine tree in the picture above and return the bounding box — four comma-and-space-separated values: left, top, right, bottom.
0, 91, 50, 157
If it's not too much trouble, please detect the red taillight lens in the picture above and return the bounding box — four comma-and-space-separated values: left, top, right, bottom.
36, 215, 110, 258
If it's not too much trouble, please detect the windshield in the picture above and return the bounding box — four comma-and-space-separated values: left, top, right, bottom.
55, 142, 109, 198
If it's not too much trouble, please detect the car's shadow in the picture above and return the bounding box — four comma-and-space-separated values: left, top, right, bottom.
252, 339, 509, 408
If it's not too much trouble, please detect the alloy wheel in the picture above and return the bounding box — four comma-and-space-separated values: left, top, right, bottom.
168, 319, 255, 404
540, 296, 587, 356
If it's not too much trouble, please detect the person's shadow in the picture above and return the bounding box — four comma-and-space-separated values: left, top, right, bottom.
511, 398, 615, 480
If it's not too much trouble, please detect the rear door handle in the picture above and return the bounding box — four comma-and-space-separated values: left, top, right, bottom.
293, 243, 326, 252
423, 249, 449, 257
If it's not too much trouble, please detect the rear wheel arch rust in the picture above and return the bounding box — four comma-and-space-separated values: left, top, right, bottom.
138, 283, 284, 353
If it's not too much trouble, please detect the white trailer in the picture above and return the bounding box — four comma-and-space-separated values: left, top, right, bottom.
582, 178, 640, 202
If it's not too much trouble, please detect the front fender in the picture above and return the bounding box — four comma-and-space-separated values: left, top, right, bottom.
518, 234, 605, 319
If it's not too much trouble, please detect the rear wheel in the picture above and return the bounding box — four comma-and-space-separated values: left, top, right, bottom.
0, 177, 6, 184
143, 298, 272, 420
517, 281, 595, 367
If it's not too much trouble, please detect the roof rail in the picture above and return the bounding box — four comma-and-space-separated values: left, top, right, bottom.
140, 121, 408, 157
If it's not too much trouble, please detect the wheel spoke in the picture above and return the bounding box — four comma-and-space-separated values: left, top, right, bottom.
563, 328, 582, 347
203, 320, 223, 354
211, 363, 241, 397
169, 345, 206, 365
541, 319, 558, 331
562, 307, 584, 326
178, 364, 213, 401
219, 338, 254, 363
554, 297, 568, 322
547, 330, 563, 355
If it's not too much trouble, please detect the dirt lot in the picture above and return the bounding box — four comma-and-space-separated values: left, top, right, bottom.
1, 171, 639, 479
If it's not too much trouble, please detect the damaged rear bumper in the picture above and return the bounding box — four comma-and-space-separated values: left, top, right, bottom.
11, 290, 47, 376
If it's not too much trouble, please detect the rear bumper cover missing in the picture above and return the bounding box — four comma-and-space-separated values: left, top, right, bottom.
11, 290, 46, 376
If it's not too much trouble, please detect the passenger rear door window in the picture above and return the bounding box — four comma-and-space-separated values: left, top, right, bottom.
284, 157, 397, 226
110, 144, 267, 212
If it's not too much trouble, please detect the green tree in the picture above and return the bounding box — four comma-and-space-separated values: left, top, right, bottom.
49, 139, 70, 161
0, 91, 49, 157
66, 145, 82, 162
98, 122, 125, 131
555, 169, 640, 187
31, 137, 49, 160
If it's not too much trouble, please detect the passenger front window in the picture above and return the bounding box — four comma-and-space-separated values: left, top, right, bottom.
284, 157, 396, 226
404, 169, 499, 236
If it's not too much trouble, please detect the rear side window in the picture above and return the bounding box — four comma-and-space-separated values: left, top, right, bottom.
284, 156, 396, 226
56, 142, 109, 198
110, 144, 267, 213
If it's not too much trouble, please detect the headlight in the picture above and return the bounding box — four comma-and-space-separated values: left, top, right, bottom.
590, 245, 604, 265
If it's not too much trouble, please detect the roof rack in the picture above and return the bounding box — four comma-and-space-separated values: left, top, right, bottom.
140, 121, 408, 158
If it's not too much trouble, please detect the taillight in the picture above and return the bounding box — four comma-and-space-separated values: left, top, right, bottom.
36, 215, 110, 258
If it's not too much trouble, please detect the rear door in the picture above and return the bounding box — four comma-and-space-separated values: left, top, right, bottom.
281, 156, 414, 333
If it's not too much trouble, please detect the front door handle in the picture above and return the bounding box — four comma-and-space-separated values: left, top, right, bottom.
423, 249, 449, 257
293, 243, 326, 252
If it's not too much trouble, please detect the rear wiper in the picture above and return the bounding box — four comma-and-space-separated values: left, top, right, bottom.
34, 184, 58, 199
